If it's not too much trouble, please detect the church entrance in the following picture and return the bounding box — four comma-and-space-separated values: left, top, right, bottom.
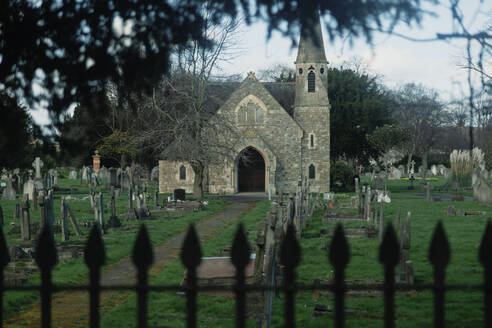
237, 147, 265, 192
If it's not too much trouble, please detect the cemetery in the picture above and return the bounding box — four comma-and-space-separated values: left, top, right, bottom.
0, 1, 491, 327
0, 154, 491, 327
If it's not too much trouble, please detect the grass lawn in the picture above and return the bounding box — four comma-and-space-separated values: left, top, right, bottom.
1, 175, 490, 327
0, 177, 227, 320
104, 177, 490, 327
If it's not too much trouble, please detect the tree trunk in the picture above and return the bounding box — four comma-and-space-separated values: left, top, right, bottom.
422, 151, 428, 174
121, 153, 127, 169
191, 161, 205, 199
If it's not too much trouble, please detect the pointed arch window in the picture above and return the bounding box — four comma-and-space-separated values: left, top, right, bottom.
309, 164, 315, 179
179, 165, 186, 180
308, 71, 315, 92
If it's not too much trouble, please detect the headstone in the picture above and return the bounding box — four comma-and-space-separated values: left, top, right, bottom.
120, 173, 130, 190
109, 168, 117, 187
431, 165, 438, 176
446, 205, 456, 216
2, 177, 16, 200
107, 190, 122, 228
374, 174, 384, 190
69, 170, 77, 180
174, 189, 186, 201
23, 179, 35, 202
61, 198, 69, 241
20, 195, 31, 240
32, 157, 43, 179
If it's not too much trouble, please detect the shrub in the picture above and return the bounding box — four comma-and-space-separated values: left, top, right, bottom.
450, 148, 485, 187
330, 161, 357, 192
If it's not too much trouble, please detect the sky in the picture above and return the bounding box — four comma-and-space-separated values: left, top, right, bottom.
217, 1, 491, 101
30, 1, 491, 126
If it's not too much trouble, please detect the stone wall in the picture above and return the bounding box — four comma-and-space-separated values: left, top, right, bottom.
158, 160, 195, 194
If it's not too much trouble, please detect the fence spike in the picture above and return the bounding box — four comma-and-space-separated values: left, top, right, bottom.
479, 221, 492, 266
329, 224, 349, 328
84, 224, 105, 328
429, 221, 450, 328
280, 224, 301, 268
132, 224, 154, 270
280, 224, 300, 328
132, 225, 153, 328
429, 221, 450, 268
479, 221, 492, 328
379, 223, 399, 328
35, 227, 57, 328
35, 227, 57, 271
231, 224, 251, 270
329, 224, 350, 267
231, 224, 250, 328
181, 224, 202, 328
379, 223, 399, 266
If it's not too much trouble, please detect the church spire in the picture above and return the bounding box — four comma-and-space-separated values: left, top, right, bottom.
295, 10, 327, 64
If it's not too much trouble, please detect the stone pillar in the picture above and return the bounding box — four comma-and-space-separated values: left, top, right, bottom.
99, 192, 105, 228
39, 195, 46, 230
92, 150, 101, 172
365, 186, 371, 222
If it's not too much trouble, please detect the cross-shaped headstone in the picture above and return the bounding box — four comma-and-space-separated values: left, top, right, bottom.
32, 157, 43, 179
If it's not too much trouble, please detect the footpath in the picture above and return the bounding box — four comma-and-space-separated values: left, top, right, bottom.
5, 200, 256, 327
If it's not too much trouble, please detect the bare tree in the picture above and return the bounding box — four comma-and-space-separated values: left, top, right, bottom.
393, 83, 446, 171
132, 4, 242, 197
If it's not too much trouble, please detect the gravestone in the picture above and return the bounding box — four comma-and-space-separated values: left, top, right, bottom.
174, 189, 186, 201
2, 177, 16, 200
32, 157, 43, 179
69, 170, 77, 180
472, 168, 492, 206
99, 193, 105, 229
23, 179, 35, 201
374, 174, 384, 190
431, 165, 438, 176
120, 173, 130, 190
109, 168, 117, 187
446, 205, 456, 216
107, 190, 122, 228
61, 198, 69, 241
20, 195, 31, 240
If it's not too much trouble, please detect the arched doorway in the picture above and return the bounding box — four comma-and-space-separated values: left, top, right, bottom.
237, 147, 265, 192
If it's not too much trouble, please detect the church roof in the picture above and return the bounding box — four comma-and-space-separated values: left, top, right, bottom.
205, 81, 295, 115
295, 10, 327, 64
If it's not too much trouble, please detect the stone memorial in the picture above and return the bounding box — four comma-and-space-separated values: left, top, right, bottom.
20, 195, 31, 241
69, 170, 77, 180
23, 178, 35, 201
2, 177, 16, 200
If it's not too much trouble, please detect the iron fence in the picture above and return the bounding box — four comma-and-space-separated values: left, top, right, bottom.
0, 220, 491, 328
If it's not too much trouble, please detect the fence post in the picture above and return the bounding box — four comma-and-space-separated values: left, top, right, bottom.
84, 224, 105, 328
231, 224, 251, 328
479, 221, 492, 328
280, 224, 301, 328
181, 224, 202, 328
379, 224, 399, 328
429, 222, 450, 328
0, 226, 9, 327
329, 224, 349, 328
132, 225, 154, 328
35, 227, 57, 328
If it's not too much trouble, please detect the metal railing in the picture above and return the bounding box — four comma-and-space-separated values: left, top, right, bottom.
0, 220, 490, 328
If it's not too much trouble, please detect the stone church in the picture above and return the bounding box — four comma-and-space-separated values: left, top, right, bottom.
159, 13, 330, 194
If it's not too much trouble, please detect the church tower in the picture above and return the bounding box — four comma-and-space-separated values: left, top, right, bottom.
294, 10, 330, 192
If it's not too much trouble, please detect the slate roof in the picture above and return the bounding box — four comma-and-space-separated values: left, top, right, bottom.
205, 81, 296, 116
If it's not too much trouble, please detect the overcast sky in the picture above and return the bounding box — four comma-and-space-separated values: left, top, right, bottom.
217, 1, 491, 101
31, 1, 491, 126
